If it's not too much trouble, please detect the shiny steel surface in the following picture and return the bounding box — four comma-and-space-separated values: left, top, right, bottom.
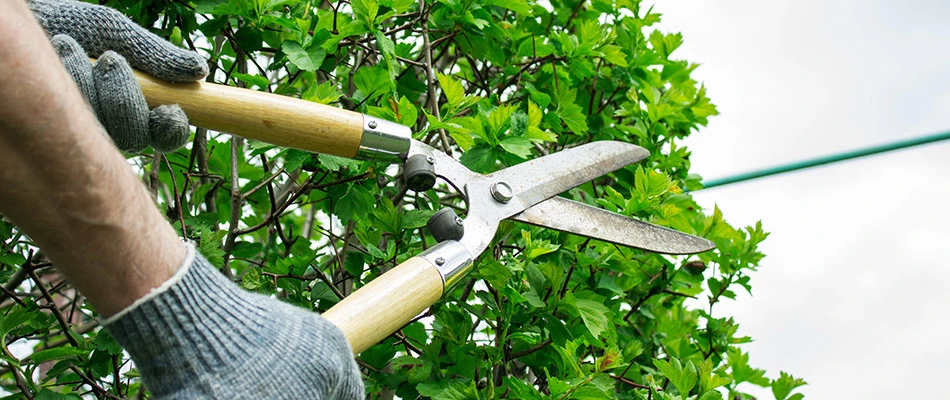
419, 241, 475, 289
513, 197, 715, 254
460, 141, 650, 256
409, 139, 713, 261
407, 139, 479, 189
356, 117, 412, 161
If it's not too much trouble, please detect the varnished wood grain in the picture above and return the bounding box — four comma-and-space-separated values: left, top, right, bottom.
135, 72, 364, 158
322, 257, 444, 354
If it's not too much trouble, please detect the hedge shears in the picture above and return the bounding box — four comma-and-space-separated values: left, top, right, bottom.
133, 73, 715, 353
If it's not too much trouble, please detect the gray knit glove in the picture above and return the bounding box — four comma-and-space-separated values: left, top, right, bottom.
103, 245, 365, 399
28, 0, 209, 153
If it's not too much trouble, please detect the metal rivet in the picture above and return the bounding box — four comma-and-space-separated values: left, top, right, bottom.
426, 155, 435, 164
454, 216, 464, 226
435, 257, 446, 265
368, 120, 378, 129
490, 181, 513, 203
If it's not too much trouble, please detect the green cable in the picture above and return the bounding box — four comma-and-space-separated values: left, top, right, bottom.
700, 130, 950, 190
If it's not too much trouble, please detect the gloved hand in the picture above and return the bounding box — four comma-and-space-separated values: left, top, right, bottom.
105, 245, 366, 399
28, 0, 209, 153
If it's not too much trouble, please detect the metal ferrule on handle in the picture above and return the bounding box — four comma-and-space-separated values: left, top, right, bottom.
419, 240, 474, 289
357, 117, 411, 162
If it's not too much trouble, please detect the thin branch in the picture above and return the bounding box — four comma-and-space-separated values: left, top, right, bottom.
162, 156, 188, 238
9, 361, 32, 399
418, 0, 452, 154
0, 285, 26, 307
220, 136, 243, 278
509, 339, 553, 360
26, 268, 78, 347
611, 374, 652, 390
661, 289, 696, 299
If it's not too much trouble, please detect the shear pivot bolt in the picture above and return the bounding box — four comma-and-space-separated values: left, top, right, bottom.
490, 181, 513, 203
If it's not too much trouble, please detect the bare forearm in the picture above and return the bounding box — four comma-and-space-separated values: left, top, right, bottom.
0, 0, 184, 317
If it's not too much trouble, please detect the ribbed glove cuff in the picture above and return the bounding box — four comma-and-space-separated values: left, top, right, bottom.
103, 244, 363, 399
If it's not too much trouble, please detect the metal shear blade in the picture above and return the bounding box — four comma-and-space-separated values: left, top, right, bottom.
407, 140, 714, 257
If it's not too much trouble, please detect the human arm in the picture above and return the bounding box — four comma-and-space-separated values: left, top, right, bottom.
0, 1, 363, 398
0, 0, 185, 318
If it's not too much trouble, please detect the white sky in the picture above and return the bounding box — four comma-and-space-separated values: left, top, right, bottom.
656, 0, 950, 398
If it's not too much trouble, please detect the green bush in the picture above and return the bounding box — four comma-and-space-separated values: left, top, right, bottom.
0, 0, 805, 398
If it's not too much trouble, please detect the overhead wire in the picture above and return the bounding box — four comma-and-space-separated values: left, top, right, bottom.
698, 130, 950, 190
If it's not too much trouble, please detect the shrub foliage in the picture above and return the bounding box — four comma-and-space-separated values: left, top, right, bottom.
0, 0, 806, 398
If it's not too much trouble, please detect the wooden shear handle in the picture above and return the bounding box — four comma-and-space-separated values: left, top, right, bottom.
135, 71, 365, 158
323, 239, 473, 353
322, 256, 445, 353
132, 70, 452, 353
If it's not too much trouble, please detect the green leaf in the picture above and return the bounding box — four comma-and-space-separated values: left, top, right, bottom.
0, 253, 26, 267
649, 30, 684, 58
93, 330, 124, 355
504, 376, 544, 399
521, 230, 560, 260
484, 0, 532, 14
556, 89, 589, 134
311, 281, 339, 302
600, 44, 629, 67
29, 347, 88, 364
707, 277, 722, 295
351, 0, 379, 28
353, 66, 391, 102
595, 347, 622, 372
284, 149, 310, 171
437, 73, 465, 111
402, 209, 438, 229
393, 355, 432, 384
232, 73, 270, 89
459, 146, 498, 173
575, 298, 610, 338
304, 81, 344, 104
317, 153, 359, 171
34, 389, 82, 400
552, 340, 585, 377
1, 305, 40, 339
282, 41, 327, 72
360, 339, 398, 370
418, 379, 480, 400
365, 243, 387, 260
698, 357, 732, 393
698, 390, 724, 400
192, 0, 238, 14
327, 184, 375, 221
654, 358, 698, 396
563, 292, 610, 338
396, 96, 419, 127
499, 137, 533, 158
771, 371, 807, 400
241, 268, 263, 291
634, 167, 675, 198
510, 111, 528, 136
478, 259, 513, 288
232, 241, 263, 259
392, 0, 414, 13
